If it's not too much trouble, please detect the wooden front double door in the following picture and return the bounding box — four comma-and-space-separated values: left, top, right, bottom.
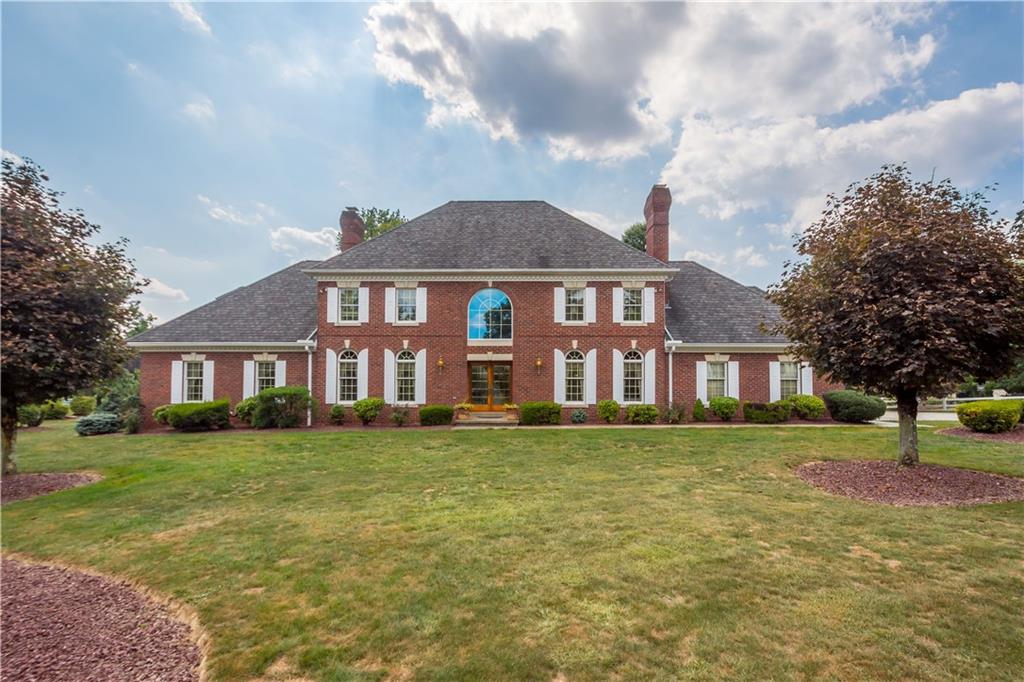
467, 362, 512, 411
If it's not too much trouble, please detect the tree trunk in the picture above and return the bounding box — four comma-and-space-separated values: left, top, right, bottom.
1, 396, 17, 475
896, 390, 919, 466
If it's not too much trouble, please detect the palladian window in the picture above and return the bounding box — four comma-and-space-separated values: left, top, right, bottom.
396, 349, 417, 403
467, 288, 512, 340
565, 350, 585, 403
623, 349, 643, 403
338, 350, 359, 402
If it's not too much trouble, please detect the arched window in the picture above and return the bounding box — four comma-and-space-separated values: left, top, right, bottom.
468, 288, 512, 340
623, 349, 643, 403
565, 350, 585, 403
396, 349, 417, 402
337, 349, 358, 402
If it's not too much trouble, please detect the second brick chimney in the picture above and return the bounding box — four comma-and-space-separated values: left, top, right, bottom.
644, 184, 671, 263
340, 207, 365, 253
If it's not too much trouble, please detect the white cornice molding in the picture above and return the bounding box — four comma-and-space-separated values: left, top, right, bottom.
665, 342, 789, 353
303, 268, 677, 283
129, 341, 316, 352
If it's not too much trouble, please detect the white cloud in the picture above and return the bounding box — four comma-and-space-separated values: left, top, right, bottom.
269, 226, 337, 261
567, 208, 624, 236
182, 95, 216, 123
143, 277, 189, 302
2, 149, 24, 165
170, 2, 211, 36
733, 245, 768, 267
682, 249, 726, 268
768, 243, 790, 253
196, 194, 264, 225
661, 82, 1024, 233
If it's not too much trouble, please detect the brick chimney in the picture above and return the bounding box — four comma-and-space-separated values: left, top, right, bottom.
643, 184, 671, 263
339, 207, 364, 253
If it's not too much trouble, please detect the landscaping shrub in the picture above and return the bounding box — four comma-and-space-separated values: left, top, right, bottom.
122, 409, 142, 434
597, 399, 620, 423
353, 397, 386, 425
17, 404, 43, 428
786, 394, 826, 420
570, 409, 587, 424
693, 399, 707, 422
709, 396, 739, 421
520, 401, 562, 425
823, 390, 886, 423
152, 404, 172, 425
69, 395, 96, 417
75, 411, 122, 436
956, 400, 1022, 434
251, 386, 313, 429
329, 404, 347, 425
166, 399, 231, 432
391, 407, 409, 427
625, 404, 659, 424
234, 396, 258, 424
419, 404, 454, 426
42, 400, 70, 420
96, 370, 140, 416
743, 400, 792, 424
662, 402, 686, 424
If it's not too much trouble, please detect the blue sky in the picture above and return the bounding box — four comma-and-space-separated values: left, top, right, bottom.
3, 2, 1022, 322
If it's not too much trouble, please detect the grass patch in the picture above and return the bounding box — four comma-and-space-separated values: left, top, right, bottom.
3, 422, 1023, 680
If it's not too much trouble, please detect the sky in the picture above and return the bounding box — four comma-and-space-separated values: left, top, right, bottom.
3, 1, 1022, 322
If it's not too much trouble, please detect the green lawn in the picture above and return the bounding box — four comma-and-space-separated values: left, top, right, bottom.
3, 422, 1022, 681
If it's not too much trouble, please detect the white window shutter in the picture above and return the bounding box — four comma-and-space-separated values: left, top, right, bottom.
585, 287, 596, 323
696, 361, 708, 403
612, 349, 624, 402
585, 349, 597, 405
727, 361, 739, 399
383, 349, 395, 404
275, 360, 286, 387
243, 360, 255, 399
643, 287, 656, 323
644, 350, 656, 404
553, 349, 565, 403
612, 287, 623, 323
801, 363, 814, 395
384, 288, 396, 324
202, 360, 214, 401
325, 349, 337, 404
769, 361, 781, 402
415, 349, 426, 404
415, 287, 427, 323
357, 349, 368, 399
553, 288, 565, 323
358, 287, 369, 324
326, 287, 338, 324
170, 361, 183, 404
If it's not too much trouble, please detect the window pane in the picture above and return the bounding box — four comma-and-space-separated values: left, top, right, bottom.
339, 288, 359, 321
338, 351, 358, 402
256, 361, 276, 392
185, 361, 204, 402
396, 351, 416, 402
396, 288, 417, 321
565, 351, 585, 402
780, 361, 799, 379
564, 288, 584, 322
623, 351, 643, 402
623, 288, 643, 322
707, 362, 726, 400
467, 289, 512, 339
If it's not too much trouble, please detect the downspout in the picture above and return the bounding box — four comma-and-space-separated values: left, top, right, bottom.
668, 346, 674, 406
306, 345, 313, 427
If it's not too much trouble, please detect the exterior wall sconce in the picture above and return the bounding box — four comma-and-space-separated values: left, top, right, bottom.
534, 357, 543, 372
436, 357, 445, 369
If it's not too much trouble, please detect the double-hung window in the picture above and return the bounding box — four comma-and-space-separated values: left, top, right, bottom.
185, 361, 204, 402
623, 288, 643, 322
338, 350, 359, 402
623, 350, 643, 403
706, 361, 727, 400
564, 288, 585, 322
338, 288, 359, 322
396, 288, 417, 322
256, 361, 276, 392
396, 350, 416, 402
565, 350, 585, 403
780, 361, 800, 399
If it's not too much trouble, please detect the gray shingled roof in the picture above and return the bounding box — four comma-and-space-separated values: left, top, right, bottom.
665, 261, 788, 344
129, 261, 318, 344
307, 201, 674, 272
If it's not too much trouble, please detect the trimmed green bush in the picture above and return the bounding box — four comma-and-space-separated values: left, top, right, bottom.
693, 399, 707, 422
75, 411, 122, 436
122, 409, 142, 434
743, 400, 792, 424
329, 404, 347, 425
662, 402, 686, 424
234, 396, 258, 423
956, 400, 1021, 434
69, 395, 96, 417
96, 370, 140, 416
419, 404, 453, 426
786, 394, 826, 420
152, 404, 172, 425
570, 409, 587, 424
597, 399, 620, 423
709, 396, 739, 421
625, 404, 659, 424
17, 404, 43, 428
353, 397, 386, 425
823, 390, 886, 423
166, 399, 231, 432
520, 401, 562, 425
391, 407, 409, 427
42, 400, 70, 420
251, 386, 313, 429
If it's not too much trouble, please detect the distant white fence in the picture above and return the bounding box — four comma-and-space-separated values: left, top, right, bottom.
883, 394, 1023, 412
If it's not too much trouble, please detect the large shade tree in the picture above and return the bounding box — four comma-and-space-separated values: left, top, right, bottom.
1, 157, 144, 473
769, 165, 1024, 465
622, 222, 646, 252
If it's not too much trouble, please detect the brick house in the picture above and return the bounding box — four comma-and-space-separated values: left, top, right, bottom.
130, 186, 836, 426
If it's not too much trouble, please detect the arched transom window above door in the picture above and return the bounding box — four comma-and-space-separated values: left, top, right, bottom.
467, 288, 512, 340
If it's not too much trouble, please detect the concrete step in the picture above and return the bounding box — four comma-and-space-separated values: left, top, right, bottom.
456, 411, 519, 426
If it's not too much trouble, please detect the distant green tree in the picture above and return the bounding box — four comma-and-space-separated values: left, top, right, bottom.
622, 222, 646, 252
125, 302, 156, 338
336, 207, 406, 249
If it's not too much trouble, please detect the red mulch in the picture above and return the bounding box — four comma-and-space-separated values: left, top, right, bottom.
1, 472, 102, 505
795, 460, 1024, 507
0, 558, 201, 681
937, 426, 1024, 444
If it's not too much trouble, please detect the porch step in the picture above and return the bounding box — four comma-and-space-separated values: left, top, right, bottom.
456, 411, 519, 426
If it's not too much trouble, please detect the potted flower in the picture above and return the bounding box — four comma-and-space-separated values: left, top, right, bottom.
502, 403, 519, 421
454, 402, 474, 421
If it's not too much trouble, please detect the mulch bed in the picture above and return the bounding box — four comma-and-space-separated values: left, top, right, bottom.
1, 558, 202, 681
795, 460, 1024, 507
937, 426, 1024, 444
1, 472, 102, 505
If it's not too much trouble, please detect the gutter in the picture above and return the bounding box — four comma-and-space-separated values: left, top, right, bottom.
128, 341, 317, 351
663, 341, 789, 353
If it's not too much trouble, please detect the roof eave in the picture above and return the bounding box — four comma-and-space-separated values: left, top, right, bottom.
664, 341, 790, 353
302, 267, 678, 281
